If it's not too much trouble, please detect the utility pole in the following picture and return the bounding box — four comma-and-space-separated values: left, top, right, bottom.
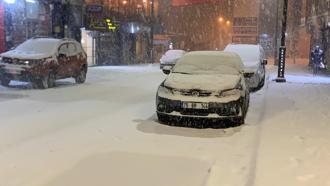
275, 0, 288, 83
150, 0, 154, 63
273, 0, 280, 65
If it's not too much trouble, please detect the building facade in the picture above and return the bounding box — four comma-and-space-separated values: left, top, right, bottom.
158, 0, 234, 51
84, 0, 160, 65
0, 0, 84, 51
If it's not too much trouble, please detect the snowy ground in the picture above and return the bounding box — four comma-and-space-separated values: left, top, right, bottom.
1, 64, 330, 186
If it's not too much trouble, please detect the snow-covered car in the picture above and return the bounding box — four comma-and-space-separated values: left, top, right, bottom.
0, 37, 87, 89
160, 49, 186, 74
156, 51, 250, 127
224, 44, 267, 90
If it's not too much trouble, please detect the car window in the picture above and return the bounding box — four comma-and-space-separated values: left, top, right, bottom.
58, 44, 69, 56
68, 43, 77, 56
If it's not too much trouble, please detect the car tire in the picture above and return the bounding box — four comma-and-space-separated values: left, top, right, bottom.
234, 116, 245, 125
257, 68, 266, 89
33, 71, 56, 89
157, 112, 169, 123
0, 78, 11, 87
75, 67, 87, 84
48, 71, 56, 88
36, 76, 49, 89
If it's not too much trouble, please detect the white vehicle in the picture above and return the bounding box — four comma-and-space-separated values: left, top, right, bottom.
224, 44, 267, 90
160, 49, 186, 74
156, 51, 250, 128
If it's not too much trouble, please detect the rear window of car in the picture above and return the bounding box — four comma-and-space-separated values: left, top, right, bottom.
224, 45, 260, 62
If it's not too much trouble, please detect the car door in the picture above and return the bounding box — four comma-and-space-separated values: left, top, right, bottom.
57, 43, 70, 78
67, 42, 80, 75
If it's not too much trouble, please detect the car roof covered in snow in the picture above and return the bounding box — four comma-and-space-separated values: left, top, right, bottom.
175, 51, 244, 70
165, 50, 186, 55
224, 44, 261, 62
1, 37, 81, 59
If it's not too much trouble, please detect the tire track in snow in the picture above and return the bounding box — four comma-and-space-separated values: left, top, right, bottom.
245, 71, 271, 186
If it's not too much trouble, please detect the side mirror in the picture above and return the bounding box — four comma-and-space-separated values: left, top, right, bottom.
162, 69, 171, 75
243, 72, 254, 78
262, 59, 268, 65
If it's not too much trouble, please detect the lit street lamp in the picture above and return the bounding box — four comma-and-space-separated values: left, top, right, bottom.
275, 0, 289, 83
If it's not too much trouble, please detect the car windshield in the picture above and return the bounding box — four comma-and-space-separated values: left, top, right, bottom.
14, 39, 58, 54
173, 54, 242, 75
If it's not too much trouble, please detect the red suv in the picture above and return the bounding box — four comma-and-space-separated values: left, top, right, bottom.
0, 37, 88, 89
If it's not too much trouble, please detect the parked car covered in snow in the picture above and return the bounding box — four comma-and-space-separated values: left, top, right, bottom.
0, 37, 87, 89
160, 49, 186, 74
224, 44, 267, 90
156, 51, 250, 127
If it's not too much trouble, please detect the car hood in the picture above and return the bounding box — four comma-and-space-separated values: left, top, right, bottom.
164, 73, 241, 92
1, 50, 51, 60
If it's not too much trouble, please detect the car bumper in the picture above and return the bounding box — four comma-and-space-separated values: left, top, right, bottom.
0, 63, 36, 82
156, 96, 243, 119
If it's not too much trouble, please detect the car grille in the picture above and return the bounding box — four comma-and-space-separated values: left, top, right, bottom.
176, 89, 212, 97
2, 58, 26, 65
157, 97, 242, 117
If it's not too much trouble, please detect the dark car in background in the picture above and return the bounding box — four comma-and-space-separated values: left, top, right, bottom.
0, 37, 88, 89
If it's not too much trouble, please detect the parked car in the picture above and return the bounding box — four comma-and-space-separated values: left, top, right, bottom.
0, 37, 88, 89
160, 49, 186, 74
156, 51, 250, 127
224, 44, 267, 90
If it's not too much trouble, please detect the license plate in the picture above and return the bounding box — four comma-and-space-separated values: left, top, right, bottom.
182, 102, 209, 109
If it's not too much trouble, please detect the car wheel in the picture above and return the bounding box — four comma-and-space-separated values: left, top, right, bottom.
0, 77, 11, 87
36, 76, 49, 89
48, 71, 56, 88
258, 68, 266, 89
75, 67, 87, 84
157, 112, 169, 123
234, 116, 245, 125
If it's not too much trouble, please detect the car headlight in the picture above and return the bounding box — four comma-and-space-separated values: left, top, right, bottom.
234, 79, 243, 90
158, 85, 174, 95
220, 89, 241, 97
219, 80, 243, 97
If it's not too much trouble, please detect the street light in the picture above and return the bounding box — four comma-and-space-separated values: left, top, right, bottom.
275, 0, 289, 83
218, 17, 224, 23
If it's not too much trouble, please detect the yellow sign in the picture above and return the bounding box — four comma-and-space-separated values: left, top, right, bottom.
105, 18, 117, 30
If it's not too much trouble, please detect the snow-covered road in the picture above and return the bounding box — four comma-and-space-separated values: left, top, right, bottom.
0, 64, 330, 186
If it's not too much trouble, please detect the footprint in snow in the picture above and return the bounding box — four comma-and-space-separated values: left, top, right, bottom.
294, 135, 306, 143
289, 157, 302, 167
296, 174, 315, 181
